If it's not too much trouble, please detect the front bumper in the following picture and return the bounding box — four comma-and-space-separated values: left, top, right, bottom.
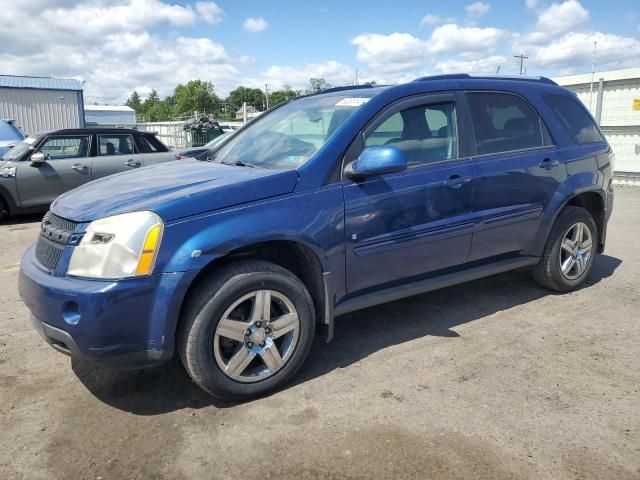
19, 245, 196, 369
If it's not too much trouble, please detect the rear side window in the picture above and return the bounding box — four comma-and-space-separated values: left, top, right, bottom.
542, 94, 604, 144
98, 135, 135, 156
136, 135, 159, 153
467, 92, 544, 155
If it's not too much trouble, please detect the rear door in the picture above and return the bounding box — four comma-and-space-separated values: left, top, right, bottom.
15, 134, 92, 207
343, 93, 476, 294
91, 133, 143, 180
133, 134, 176, 166
465, 91, 566, 261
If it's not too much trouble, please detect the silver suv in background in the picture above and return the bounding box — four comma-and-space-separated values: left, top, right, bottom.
0, 128, 176, 221
0, 119, 25, 157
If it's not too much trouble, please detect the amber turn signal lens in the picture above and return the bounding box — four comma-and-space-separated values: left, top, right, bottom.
135, 224, 162, 275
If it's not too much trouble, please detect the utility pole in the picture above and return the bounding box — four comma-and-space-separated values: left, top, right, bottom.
354, 68, 359, 86
264, 84, 270, 110
514, 53, 528, 76
589, 41, 598, 111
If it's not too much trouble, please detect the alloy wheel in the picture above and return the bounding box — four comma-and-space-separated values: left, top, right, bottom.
213, 290, 300, 383
559, 221, 593, 280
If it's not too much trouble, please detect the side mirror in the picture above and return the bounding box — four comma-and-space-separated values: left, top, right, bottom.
346, 145, 407, 180
30, 152, 46, 166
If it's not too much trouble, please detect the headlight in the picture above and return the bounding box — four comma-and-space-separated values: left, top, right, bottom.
68, 211, 163, 279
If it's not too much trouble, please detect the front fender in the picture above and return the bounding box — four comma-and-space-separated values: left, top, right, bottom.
155, 184, 346, 283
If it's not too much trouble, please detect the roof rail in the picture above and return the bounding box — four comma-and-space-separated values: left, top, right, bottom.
319, 84, 376, 94
412, 74, 558, 86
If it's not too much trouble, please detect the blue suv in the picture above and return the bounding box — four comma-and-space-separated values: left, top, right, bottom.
19, 75, 614, 400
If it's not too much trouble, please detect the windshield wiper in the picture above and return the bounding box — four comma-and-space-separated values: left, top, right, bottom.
220, 160, 255, 168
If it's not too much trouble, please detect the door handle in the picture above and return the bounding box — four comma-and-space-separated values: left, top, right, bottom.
125, 159, 142, 167
445, 175, 471, 189
539, 158, 560, 169
71, 163, 88, 172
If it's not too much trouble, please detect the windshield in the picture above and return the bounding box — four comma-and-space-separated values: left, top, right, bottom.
204, 132, 232, 148
210, 94, 372, 169
1, 136, 36, 161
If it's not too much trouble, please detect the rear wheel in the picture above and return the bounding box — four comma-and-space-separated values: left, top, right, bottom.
533, 206, 598, 292
0, 197, 7, 223
178, 260, 315, 401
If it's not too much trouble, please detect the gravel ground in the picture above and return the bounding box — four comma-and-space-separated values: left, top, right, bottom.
1, 188, 639, 480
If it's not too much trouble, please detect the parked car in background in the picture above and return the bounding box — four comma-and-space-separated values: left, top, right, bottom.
175, 131, 233, 159
19, 75, 613, 401
0, 128, 176, 220
0, 119, 25, 157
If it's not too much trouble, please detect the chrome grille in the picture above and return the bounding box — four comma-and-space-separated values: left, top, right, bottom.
35, 212, 78, 271
35, 235, 65, 271
44, 212, 78, 233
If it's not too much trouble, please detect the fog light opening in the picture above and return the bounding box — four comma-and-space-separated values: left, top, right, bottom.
62, 301, 81, 326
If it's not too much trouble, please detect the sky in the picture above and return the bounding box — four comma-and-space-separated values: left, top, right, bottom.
1, 0, 639, 104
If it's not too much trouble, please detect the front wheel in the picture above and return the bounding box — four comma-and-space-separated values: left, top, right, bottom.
533, 206, 598, 292
178, 260, 315, 401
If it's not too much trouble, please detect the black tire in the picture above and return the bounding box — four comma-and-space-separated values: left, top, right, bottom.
0, 197, 7, 223
178, 260, 315, 401
532, 206, 598, 292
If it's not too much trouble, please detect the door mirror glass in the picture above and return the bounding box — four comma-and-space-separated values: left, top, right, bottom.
347, 145, 407, 180
30, 152, 46, 165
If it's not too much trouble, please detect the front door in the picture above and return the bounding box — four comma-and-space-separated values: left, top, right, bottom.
16, 134, 92, 207
464, 91, 567, 261
343, 94, 476, 295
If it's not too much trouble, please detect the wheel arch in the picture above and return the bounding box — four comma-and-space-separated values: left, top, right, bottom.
543, 189, 606, 255
176, 239, 330, 344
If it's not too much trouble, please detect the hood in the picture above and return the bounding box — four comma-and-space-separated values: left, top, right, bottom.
51, 159, 299, 222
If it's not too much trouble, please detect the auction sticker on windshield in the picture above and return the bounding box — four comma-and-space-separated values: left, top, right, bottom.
335, 98, 370, 107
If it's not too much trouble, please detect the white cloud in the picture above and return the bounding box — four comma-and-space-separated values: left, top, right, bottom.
257, 61, 354, 90
529, 32, 640, 72
435, 55, 506, 74
420, 14, 440, 27
525, 0, 537, 8
243, 17, 268, 33
352, 33, 429, 74
0, 1, 239, 102
534, 0, 589, 39
429, 24, 504, 54
195, 1, 224, 24
466, 1, 490, 18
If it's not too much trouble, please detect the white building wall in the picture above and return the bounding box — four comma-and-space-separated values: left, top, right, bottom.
554, 68, 640, 175
0, 88, 83, 135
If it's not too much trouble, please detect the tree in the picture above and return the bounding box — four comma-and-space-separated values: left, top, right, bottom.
226, 86, 266, 114
269, 84, 299, 106
308, 78, 332, 94
172, 80, 222, 118
125, 91, 142, 112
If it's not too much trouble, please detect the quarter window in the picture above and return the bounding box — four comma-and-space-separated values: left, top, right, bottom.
542, 94, 604, 144
467, 93, 544, 155
38, 136, 90, 160
98, 135, 135, 156
365, 102, 458, 167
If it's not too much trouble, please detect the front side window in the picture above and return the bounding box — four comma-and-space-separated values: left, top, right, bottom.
365, 102, 458, 167
467, 92, 544, 155
38, 136, 90, 160
98, 135, 135, 156
542, 94, 604, 145
210, 94, 374, 170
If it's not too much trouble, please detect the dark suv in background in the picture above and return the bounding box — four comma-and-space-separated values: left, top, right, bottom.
19, 74, 614, 401
0, 128, 176, 220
